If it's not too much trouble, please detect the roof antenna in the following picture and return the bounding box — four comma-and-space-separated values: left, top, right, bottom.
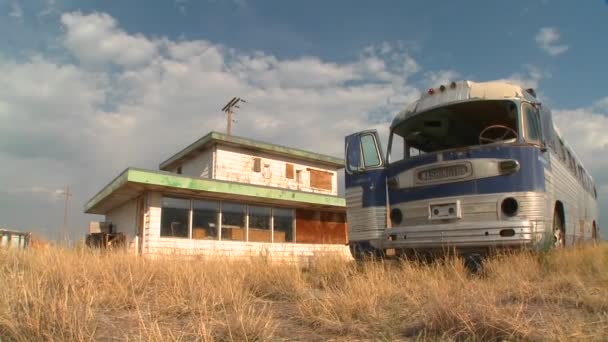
221, 97, 247, 136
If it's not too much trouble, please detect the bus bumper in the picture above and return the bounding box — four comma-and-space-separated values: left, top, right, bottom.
382, 220, 540, 251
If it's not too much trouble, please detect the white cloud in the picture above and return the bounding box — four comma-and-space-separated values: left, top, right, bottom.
61, 12, 159, 67
535, 27, 569, 56
495, 65, 550, 98
422, 70, 460, 88
553, 99, 608, 173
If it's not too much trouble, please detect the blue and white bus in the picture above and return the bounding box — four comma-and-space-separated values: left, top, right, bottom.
345, 80, 599, 259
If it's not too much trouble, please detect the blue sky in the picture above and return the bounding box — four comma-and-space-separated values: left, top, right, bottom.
1, 0, 607, 240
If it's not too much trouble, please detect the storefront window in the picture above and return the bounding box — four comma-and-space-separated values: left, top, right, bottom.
160, 197, 190, 238
192, 199, 219, 240
221, 202, 246, 241
273, 208, 294, 243
248, 206, 271, 242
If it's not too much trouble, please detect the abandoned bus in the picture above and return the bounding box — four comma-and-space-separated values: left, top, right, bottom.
345, 80, 599, 259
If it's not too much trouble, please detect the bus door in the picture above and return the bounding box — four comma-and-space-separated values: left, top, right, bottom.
344, 130, 388, 243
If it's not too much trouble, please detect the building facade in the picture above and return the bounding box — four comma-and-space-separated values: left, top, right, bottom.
85, 132, 350, 259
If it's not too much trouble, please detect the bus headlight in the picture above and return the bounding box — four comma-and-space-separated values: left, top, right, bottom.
501, 197, 519, 217
498, 160, 520, 174
390, 208, 403, 225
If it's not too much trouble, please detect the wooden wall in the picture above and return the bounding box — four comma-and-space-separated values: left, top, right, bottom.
295, 209, 347, 244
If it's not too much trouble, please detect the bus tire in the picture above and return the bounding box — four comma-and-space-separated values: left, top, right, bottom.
552, 209, 565, 248
349, 241, 384, 261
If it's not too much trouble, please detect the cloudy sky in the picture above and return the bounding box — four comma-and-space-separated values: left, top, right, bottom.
1, 0, 607, 240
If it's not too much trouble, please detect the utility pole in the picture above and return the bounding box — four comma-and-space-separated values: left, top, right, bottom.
221, 97, 246, 135
60, 185, 72, 247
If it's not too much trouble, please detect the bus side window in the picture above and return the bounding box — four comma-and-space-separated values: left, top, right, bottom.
389, 133, 405, 163
360, 134, 382, 168
522, 103, 542, 145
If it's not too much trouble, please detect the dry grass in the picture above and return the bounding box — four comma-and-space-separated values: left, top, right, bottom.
1, 244, 607, 341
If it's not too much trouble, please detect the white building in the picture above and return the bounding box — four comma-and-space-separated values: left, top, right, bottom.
85, 132, 349, 259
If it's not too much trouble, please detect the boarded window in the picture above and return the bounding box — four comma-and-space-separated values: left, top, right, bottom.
295, 209, 346, 244
252, 157, 261, 172
285, 163, 294, 179
308, 169, 332, 191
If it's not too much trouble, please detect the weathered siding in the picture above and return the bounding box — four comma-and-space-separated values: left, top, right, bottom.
295, 209, 347, 244
146, 238, 351, 261
173, 149, 213, 178
214, 145, 338, 195
106, 199, 138, 250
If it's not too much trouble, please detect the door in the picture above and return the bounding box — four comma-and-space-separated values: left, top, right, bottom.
344, 130, 387, 242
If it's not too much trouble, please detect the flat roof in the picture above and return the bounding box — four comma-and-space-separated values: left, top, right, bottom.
85, 168, 345, 215
159, 131, 344, 171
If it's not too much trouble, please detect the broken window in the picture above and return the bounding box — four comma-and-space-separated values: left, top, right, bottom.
389, 100, 519, 160
160, 197, 190, 238
273, 208, 294, 243
192, 199, 218, 240
221, 202, 246, 241
248, 206, 271, 242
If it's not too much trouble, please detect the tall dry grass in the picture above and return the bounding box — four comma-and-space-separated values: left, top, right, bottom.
1, 244, 607, 341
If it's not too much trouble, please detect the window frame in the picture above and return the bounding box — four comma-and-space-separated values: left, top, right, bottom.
159, 196, 297, 244
160, 196, 191, 239
521, 102, 543, 146
360, 133, 383, 168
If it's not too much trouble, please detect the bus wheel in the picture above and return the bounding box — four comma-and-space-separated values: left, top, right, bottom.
349, 241, 384, 261
552, 210, 565, 248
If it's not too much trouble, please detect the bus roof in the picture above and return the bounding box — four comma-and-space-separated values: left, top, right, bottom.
391, 80, 538, 128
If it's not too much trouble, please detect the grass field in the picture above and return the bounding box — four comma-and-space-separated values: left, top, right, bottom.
1, 244, 607, 341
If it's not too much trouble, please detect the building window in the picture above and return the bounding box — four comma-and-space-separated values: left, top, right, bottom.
309, 169, 332, 191
285, 163, 294, 179
273, 208, 294, 243
221, 202, 246, 241
192, 199, 219, 240
248, 206, 271, 242
176, 166, 182, 174
160, 197, 190, 238
252, 157, 261, 172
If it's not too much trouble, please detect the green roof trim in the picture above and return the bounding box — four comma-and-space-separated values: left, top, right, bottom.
85, 168, 345, 214
159, 131, 344, 171
84, 169, 130, 213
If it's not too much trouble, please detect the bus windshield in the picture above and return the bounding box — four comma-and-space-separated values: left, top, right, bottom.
389, 100, 519, 161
